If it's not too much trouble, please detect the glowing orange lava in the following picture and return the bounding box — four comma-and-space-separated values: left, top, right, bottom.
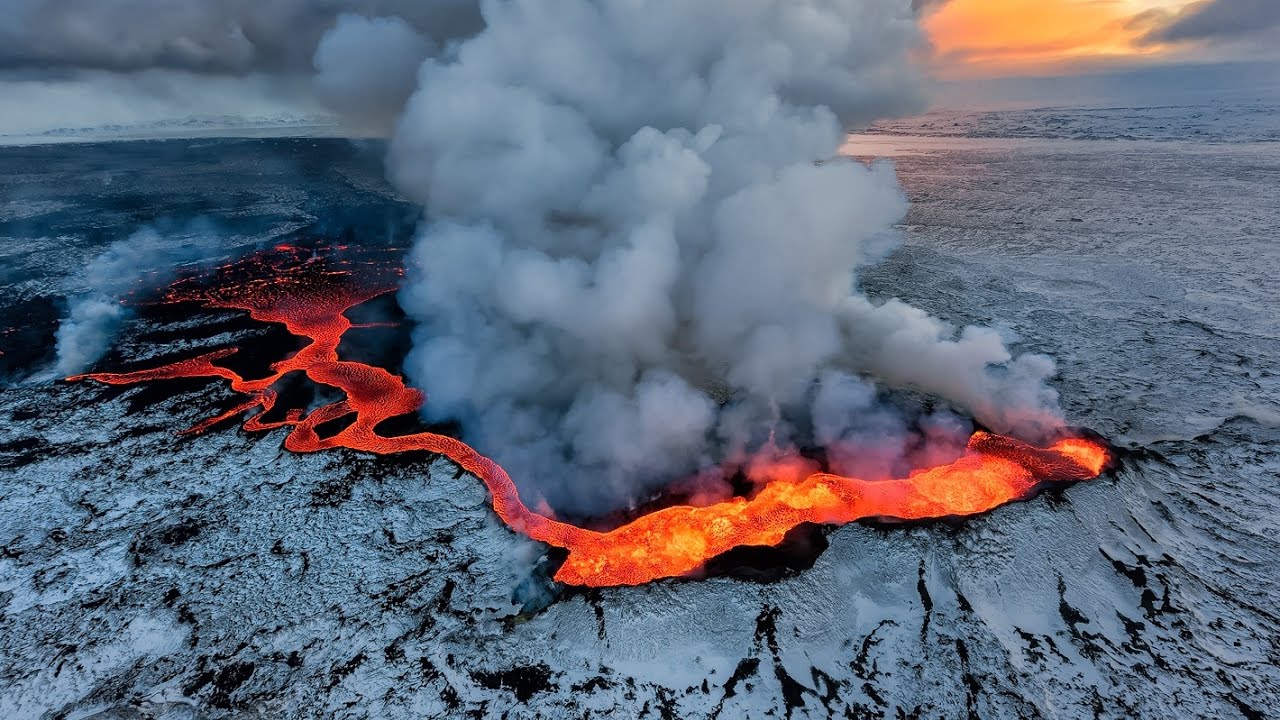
70, 249, 1111, 587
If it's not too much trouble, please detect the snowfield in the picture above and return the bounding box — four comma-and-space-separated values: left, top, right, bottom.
1, 117, 1278, 718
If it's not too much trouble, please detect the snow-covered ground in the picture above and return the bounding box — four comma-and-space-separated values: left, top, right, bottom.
0, 116, 348, 148
863, 102, 1280, 144
1, 111, 1278, 717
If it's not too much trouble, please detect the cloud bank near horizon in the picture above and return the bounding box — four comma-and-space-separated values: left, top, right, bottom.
2, 0, 1276, 139
1136, 0, 1280, 47
0, 1, 482, 75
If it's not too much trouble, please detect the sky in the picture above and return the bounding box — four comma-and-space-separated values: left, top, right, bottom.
0, 0, 1277, 137
924, 0, 1280, 77
926, 0, 1180, 77
919, 0, 1280, 109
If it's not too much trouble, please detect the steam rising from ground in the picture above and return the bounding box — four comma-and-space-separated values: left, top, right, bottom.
310, 0, 1067, 515
37, 0, 1066, 515
52, 224, 222, 377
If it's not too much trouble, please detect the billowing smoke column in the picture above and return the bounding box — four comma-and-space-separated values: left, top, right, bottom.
307, 0, 1067, 516
69, 248, 1109, 587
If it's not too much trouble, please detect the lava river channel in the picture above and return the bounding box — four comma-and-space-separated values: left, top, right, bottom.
69, 248, 1112, 587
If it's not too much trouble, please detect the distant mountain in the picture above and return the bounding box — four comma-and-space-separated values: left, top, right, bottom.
0, 114, 347, 146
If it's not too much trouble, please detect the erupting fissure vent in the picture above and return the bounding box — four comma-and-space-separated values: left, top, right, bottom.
70, 249, 1111, 587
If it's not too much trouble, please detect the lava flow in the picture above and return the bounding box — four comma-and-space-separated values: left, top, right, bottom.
70, 248, 1111, 587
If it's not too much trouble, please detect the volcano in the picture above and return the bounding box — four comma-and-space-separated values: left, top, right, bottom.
70, 247, 1111, 587
4, 133, 1275, 719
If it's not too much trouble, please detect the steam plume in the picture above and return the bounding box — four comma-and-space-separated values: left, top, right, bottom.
53, 223, 222, 377
313, 15, 436, 137
328, 0, 1070, 514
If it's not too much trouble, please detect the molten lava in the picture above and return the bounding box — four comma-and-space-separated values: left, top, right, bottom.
70, 248, 1111, 587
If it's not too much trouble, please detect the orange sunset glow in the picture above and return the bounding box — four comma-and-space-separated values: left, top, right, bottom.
924, 0, 1193, 77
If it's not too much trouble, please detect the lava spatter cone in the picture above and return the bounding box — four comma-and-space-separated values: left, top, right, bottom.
70, 248, 1112, 587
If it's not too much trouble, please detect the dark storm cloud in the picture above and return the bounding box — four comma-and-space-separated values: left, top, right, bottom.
910, 0, 950, 13
1137, 0, 1280, 45
0, 0, 482, 74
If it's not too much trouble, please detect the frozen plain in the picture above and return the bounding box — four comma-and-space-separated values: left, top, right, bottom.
1, 107, 1278, 718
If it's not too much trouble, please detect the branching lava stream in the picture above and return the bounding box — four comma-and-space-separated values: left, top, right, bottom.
70, 248, 1111, 587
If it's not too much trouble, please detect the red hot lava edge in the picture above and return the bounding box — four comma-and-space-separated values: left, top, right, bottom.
69, 248, 1111, 587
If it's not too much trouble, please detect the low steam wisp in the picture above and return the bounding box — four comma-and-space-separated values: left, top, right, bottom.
52, 223, 223, 377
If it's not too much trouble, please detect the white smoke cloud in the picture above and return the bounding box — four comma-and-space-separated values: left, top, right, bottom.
363, 0, 1070, 515
313, 15, 436, 137
812, 370, 972, 481
0, 1, 1071, 517
837, 296, 1064, 435
53, 223, 224, 377
54, 297, 127, 379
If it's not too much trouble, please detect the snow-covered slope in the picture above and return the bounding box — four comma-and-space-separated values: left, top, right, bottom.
866, 103, 1280, 144
1, 131, 1278, 718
